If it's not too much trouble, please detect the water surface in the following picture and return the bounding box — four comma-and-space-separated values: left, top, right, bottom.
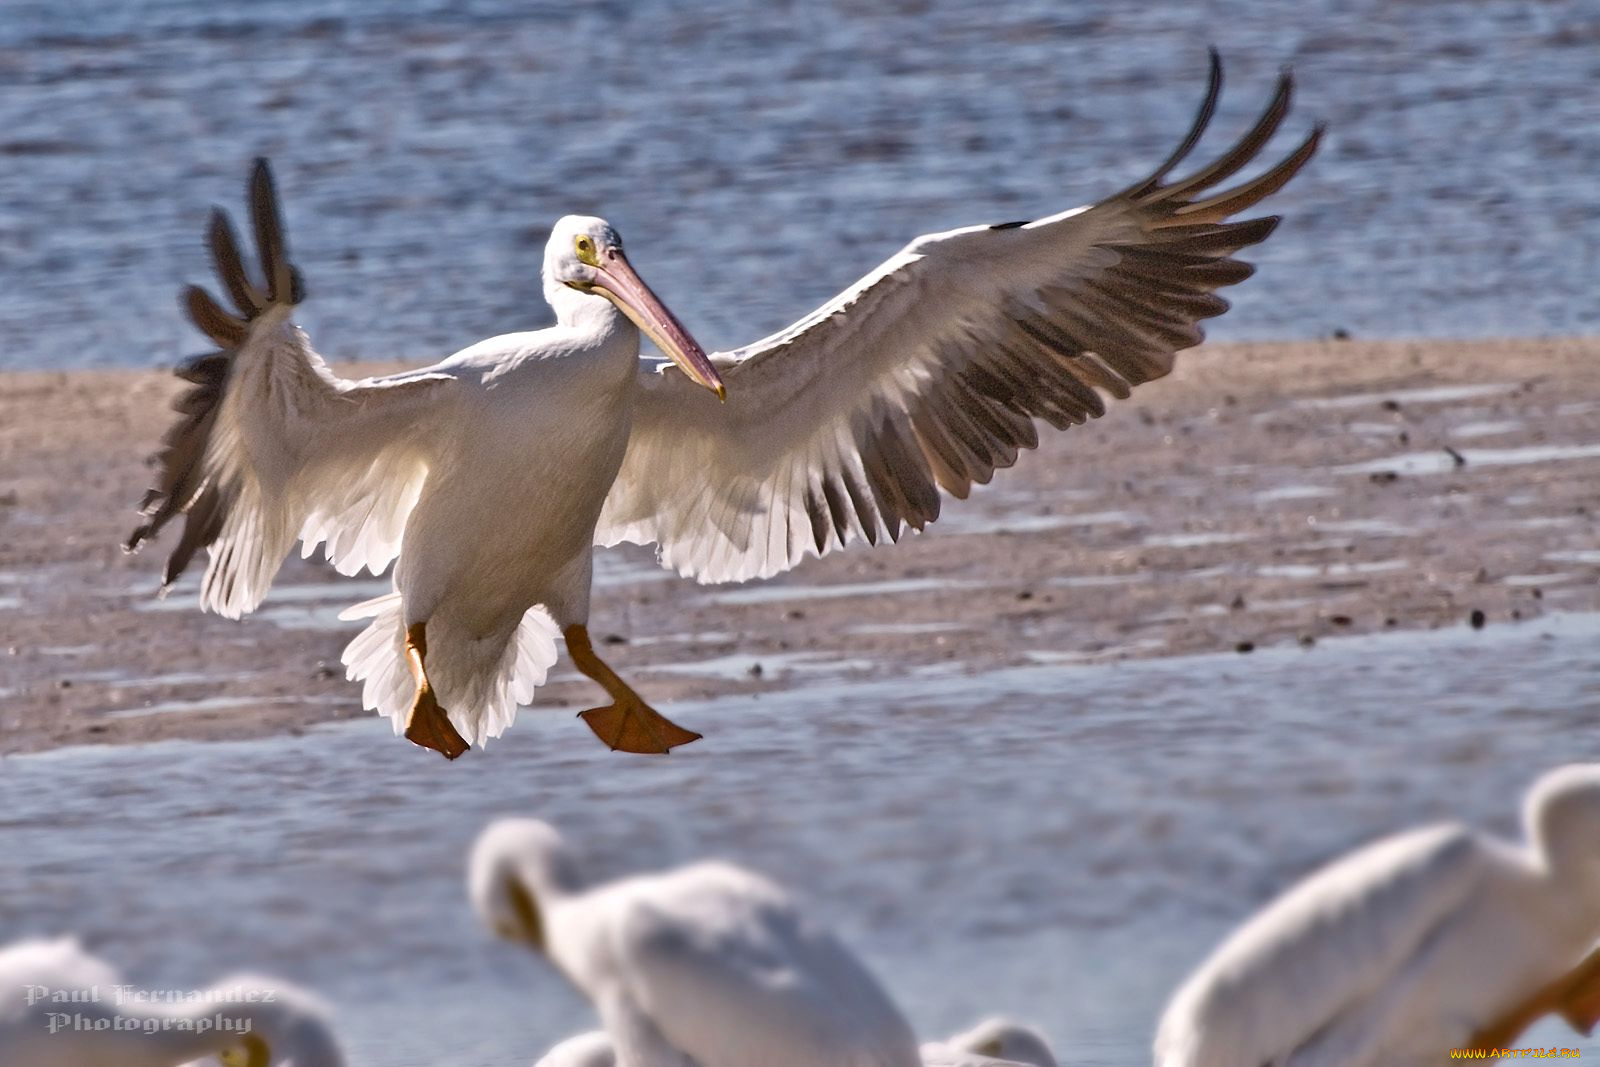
4, 613, 1598, 1065
1, 0, 1598, 371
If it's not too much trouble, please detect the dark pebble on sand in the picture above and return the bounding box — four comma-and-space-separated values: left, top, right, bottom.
1235, 641, 1255, 654
1470, 609, 1486, 629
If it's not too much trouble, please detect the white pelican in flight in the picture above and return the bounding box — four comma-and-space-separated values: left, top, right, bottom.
127, 54, 1318, 760
469, 817, 925, 1066
0, 937, 344, 1067
534, 1020, 1057, 1067
1153, 763, 1600, 1067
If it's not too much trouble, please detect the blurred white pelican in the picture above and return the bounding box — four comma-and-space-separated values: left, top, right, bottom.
0, 938, 344, 1067
921, 1018, 1058, 1067
537, 1019, 1057, 1067
1154, 764, 1600, 1067
128, 54, 1317, 760
470, 818, 923, 1066
533, 1030, 617, 1067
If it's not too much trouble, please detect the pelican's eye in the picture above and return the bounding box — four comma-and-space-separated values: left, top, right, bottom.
574, 234, 599, 266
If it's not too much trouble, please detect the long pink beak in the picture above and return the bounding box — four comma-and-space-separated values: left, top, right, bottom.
594, 248, 726, 400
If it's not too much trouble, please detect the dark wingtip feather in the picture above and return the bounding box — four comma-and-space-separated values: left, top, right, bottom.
249, 158, 295, 304
208, 207, 265, 316
175, 351, 229, 384
183, 285, 247, 347
131, 158, 307, 588
1122, 50, 1225, 200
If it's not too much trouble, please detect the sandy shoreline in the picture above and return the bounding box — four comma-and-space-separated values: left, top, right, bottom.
0, 336, 1596, 756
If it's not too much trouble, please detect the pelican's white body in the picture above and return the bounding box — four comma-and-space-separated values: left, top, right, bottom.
334, 293, 644, 744
0, 938, 343, 1067
399, 310, 637, 628
1155, 765, 1600, 1067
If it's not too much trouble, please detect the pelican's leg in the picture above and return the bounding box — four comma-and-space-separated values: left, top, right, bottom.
403, 621, 470, 760
1470, 945, 1600, 1051
563, 625, 702, 754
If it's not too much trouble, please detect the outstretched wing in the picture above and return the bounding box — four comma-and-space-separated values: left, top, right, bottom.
597, 54, 1320, 583
125, 160, 454, 618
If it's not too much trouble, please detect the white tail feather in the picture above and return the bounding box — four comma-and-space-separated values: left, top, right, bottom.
340, 594, 560, 746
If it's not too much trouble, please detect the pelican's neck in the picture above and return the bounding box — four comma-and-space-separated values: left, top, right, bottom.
545, 279, 626, 332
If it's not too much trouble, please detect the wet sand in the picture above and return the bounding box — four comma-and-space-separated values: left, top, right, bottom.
0, 336, 1597, 756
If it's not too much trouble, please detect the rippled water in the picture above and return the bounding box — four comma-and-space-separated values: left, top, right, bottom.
0, 0, 1597, 371
3, 614, 1598, 1065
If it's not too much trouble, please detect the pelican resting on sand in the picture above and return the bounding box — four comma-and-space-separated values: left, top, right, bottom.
127, 54, 1318, 760
471, 817, 927, 1067
0, 938, 344, 1067
1154, 764, 1600, 1067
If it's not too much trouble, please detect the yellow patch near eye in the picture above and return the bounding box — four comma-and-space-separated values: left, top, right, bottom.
574, 235, 599, 266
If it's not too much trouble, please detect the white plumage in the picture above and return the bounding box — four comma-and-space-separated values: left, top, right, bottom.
129, 55, 1316, 758
534, 1031, 620, 1067
470, 818, 922, 1067
920, 1018, 1058, 1067
0, 938, 343, 1067
1154, 763, 1600, 1067
537, 1020, 1057, 1067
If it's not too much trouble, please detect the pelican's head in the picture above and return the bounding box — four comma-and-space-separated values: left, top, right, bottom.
944, 1017, 1059, 1067
469, 817, 585, 956
1525, 764, 1600, 881
544, 215, 726, 400
212, 975, 345, 1067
